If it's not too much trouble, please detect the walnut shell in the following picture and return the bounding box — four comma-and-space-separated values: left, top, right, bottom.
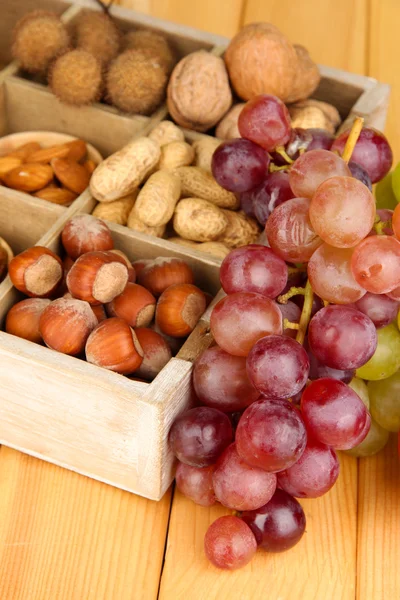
215, 104, 246, 140
224, 23, 298, 102
167, 50, 233, 132
285, 45, 321, 104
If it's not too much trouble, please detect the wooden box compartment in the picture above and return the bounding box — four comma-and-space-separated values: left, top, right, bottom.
0, 190, 221, 500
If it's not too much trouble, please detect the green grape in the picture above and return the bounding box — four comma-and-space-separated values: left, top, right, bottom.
344, 418, 389, 457
368, 370, 400, 431
391, 162, 400, 204
375, 172, 398, 209
348, 377, 370, 409
356, 323, 400, 380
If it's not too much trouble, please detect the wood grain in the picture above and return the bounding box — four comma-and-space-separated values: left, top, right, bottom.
159, 455, 358, 600
114, 0, 243, 37
242, 0, 367, 73
0, 447, 172, 600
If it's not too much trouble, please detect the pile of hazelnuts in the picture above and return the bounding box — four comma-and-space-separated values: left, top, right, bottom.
4, 214, 209, 380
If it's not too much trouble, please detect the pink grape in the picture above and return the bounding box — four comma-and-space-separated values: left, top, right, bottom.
277, 438, 340, 498
169, 407, 233, 467
246, 335, 310, 400
210, 292, 282, 356
278, 301, 302, 339
387, 285, 400, 301
307, 243, 367, 304
309, 176, 376, 248
307, 128, 334, 151
308, 305, 377, 370
301, 378, 371, 450
204, 516, 257, 570
265, 197, 322, 263
331, 127, 393, 183
348, 161, 372, 191
354, 292, 399, 328
289, 149, 351, 198
350, 235, 400, 293
241, 489, 306, 552
192, 346, 259, 412
238, 94, 291, 151
240, 171, 295, 227
175, 462, 216, 506
307, 346, 355, 383
211, 138, 270, 193
236, 398, 307, 472
212, 443, 277, 511
220, 244, 288, 298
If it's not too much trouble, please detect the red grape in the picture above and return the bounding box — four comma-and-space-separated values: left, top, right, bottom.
308, 305, 377, 370
265, 197, 322, 263
246, 335, 310, 399
309, 176, 376, 248
236, 398, 307, 472
301, 378, 370, 450
238, 94, 291, 151
212, 443, 277, 510
278, 301, 302, 339
306, 339, 354, 382
354, 292, 399, 328
220, 244, 288, 298
307, 244, 367, 304
331, 127, 393, 183
204, 516, 257, 570
307, 128, 334, 151
241, 171, 295, 227
192, 346, 259, 412
241, 489, 306, 552
348, 161, 372, 191
175, 462, 216, 506
169, 406, 233, 467
211, 139, 269, 193
277, 438, 340, 498
350, 235, 400, 293
210, 292, 282, 356
289, 149, 351, 198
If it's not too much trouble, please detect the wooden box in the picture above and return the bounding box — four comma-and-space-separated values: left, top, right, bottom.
0, 0, 391, 500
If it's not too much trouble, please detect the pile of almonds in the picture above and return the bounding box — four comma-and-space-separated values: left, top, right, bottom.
5, 214, 211, 379
0, 139, 96, 205
91, 121, 260, 259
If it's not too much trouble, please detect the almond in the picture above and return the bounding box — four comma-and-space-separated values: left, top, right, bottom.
0, 156, 23, 179
51, 157, 90, 194
64, 139, 87, 162
7, 142, 41, 160
83, 159, 97, 175
27, 144, 71, 164
3, 163, 53, 192
33, 186, 78, 205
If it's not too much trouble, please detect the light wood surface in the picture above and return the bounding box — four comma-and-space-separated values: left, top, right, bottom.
0, 1, 399, 599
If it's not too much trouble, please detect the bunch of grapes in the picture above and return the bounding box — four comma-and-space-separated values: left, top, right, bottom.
169, 95, 400, 571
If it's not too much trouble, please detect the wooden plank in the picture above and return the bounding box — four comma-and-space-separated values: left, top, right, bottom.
0, 446, 172, 600
242, 0, 367, 74
159, 455, 358, 600
114, 0, 244, 38
357, 436, 400, 600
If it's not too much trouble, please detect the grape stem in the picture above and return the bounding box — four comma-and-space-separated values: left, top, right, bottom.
374, 219, 392, 235
296, 280, 314, 346
270, 163, 289, 173
275, 146, 294, 164
277, 286, 306, 304
341, 116, 364, 163
283, 319, 300, 330
287, 265, 307, 275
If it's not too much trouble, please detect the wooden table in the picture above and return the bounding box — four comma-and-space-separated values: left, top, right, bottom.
1, 1, 399, 598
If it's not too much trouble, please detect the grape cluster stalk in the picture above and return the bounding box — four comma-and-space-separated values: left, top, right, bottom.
169, 95, 400, 571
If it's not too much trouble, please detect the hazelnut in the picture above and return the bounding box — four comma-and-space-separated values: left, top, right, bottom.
5, 298, 51, 343
151, 321, 184, 356
106, 282, 156, 327
63, 254, 75, 275
132, 259, 153, 277
167, 50, 233, 132
135, 327, 172, 380
67, 250, 129, 305
137, 257, 194, 297
109, 249, 136, 283
91, 304, 107, 322
0, 244, 9, 283
155, 283, 206, 338
39, 297, 98, 355
85, 317, 144, 374
61, 214, 114, 259
9, 246, 63, 298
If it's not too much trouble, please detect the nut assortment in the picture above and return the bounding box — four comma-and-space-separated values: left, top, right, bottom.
4, 215, 210, 381
0, 138, 97, 204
